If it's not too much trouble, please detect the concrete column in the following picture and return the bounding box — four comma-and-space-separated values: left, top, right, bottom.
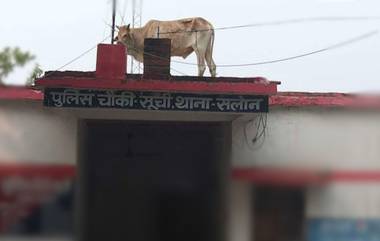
227, 180, 253, 241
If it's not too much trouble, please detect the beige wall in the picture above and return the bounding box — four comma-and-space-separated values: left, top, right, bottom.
230, 106, 380, 226
307, 183, 380, 218
0, 100, 238, 165
2, 99, 380, 239
232, 107, 380, 170
0, 100, 77, 164
227, 180, 253, 241
8, 100, 380, 172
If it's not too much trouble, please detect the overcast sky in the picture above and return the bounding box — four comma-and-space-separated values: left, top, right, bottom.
1, 0, 380, 92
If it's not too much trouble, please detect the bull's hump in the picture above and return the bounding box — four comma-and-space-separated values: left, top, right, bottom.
179, 18, 195, 23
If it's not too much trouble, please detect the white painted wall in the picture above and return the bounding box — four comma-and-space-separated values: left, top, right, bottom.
3, 100, 379, 170
0, 100, 237, 165
232, 107, 380, 220
307, 183, 380, 219
232, 107, 380, 170
227, 180, 253, 241
0, 100, 77, 164
2, 99, 380, 230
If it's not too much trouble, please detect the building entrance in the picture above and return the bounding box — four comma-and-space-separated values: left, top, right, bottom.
80, 121, 227, 241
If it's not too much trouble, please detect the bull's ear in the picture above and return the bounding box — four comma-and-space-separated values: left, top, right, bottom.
113, 36, 119, 42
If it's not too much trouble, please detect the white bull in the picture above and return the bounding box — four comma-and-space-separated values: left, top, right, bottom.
115, 17, 216, 77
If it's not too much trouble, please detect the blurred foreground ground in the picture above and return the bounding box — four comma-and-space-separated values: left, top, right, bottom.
0, 237, 72, 241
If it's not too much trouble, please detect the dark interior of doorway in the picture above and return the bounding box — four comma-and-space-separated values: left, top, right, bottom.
80, 121, 227, 241
253, 187, 305, 241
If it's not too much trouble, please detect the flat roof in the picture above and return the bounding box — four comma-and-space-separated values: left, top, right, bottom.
0, 86, 43, 101
1, 86, 380, 109
270, 91, 380, 108
35, 71, 279, 95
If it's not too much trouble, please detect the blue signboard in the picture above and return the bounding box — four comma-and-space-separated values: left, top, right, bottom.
43, 88, 268, 113
308, 219, 380, 241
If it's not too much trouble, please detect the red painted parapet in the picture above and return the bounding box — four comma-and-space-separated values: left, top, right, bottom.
0, 163, 75, 232
0, 86, 43, 100
232, 168, 380, 186
35, 42, 279, 95
95, 44, 126, 81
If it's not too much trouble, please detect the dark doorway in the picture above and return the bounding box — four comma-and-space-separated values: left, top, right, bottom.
253, 187, 305, 241
79, 121, 227, 241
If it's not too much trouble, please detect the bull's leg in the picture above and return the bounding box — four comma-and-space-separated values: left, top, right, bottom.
204, 32, 216, 78
193, 47, 206, 77
205, 51, 216, 78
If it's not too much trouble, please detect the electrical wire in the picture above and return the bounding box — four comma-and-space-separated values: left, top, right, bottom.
125, 45, 188, 75
168, 67, 187, 76
44, 23, 379, 78
244, 113, 268, 151
53, 35, 111, 72
169, 30, 379, 67
125, 29, 378, 71
157, 16, 380, 35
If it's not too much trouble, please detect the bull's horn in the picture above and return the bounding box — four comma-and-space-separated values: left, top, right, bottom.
116, 25, 120, 30
126, 24, 130, 29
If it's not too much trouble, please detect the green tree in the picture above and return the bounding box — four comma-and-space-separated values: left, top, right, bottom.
26, 64, 43, 86
0, 47, 43, 86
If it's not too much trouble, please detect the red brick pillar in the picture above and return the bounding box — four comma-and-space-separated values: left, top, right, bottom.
95, 44, 126, 81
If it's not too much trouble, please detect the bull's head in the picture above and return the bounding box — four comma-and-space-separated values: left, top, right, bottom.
114, 24, 131, 46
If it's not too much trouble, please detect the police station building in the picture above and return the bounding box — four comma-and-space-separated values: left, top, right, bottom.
0, 42, 379, 241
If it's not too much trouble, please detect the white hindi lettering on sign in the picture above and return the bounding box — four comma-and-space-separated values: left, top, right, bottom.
193, 97, 212, 110
216, 98, 263, 112
78, 93, 95, 106
97, 91, 115, 106
152, 94, 173, 109
215, 98, 232, 111
246, 99, 263, 111
229, 99, 246, 111
174, 96, 212, 110
49, 89, 94, 107
174, 96, 191, 109
114, 91, 135, 107
97, 91, 135, 107
139, 95, 156, 110
49, 92, 66, 107
139, 94, 173, 110
46, 89, 266, 112
64, 89, 80, 105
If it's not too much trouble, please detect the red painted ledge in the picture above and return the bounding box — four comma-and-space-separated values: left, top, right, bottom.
0, 86, 43, 101
232, 168, 380, 186
271, 92, 380, 109
1, 164, 378, 186
0, 163, 75, 178
2, 86, 380, 110
35, 74, 279, 95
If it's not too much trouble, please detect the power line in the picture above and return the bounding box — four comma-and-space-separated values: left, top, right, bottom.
168, 67, 187, 76
119, 29, 378, 74
46, 24, 378, 78
45, 35, 187, 77
158, 16, 380, 35
126, 46, 188, 75
56, 35, 111, 71
43, 35, 111, 78
169, 30, 379, 68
